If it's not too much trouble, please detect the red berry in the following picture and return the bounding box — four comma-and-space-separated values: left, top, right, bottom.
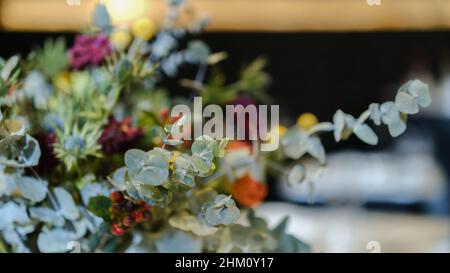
111, 191, 124, 202
123, 216, 135, 227
132, 210, 144, 221
111, 224, 126, 236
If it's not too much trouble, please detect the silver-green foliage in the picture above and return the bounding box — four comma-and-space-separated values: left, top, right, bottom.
284, 80, 431, 186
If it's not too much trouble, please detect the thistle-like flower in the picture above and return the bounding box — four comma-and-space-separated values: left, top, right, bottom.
53, 122, 102, 171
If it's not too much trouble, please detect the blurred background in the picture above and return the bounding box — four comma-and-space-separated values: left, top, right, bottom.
1, 0, 449, 252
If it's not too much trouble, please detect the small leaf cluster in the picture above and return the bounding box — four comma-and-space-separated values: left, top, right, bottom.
282, 80, 431, 187
109, 134, 228, 208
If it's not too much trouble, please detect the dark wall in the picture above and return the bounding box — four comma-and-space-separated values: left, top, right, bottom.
1, 30, 450, 149
2, 30, 448, 113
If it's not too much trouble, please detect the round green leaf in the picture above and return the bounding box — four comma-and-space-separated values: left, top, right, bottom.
125, 149, 169, 186
353, 123, 378, 145
395, 92, 419, 114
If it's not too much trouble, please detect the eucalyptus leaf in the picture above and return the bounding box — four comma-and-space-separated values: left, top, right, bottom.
333, 110, 345, 142
19, 135, 41, 167
191, 154, 213, 176
306, 136, 326, 164
203, 194, 240, 226
125, 149, 169, 186
80, 182, 111, 205
410, 80, 431, 107
369, 103, 381, 126
155, 231, 202, 253
124, 149, 147, 175
138, 184, 165, 202
0, 202, 30, 230
281, 129, 308, 159
213, 195, 233, 208
395, 92, 419, 114
54, 187, 79, 221
0, 171, 16, 197
380, 102, 406, 137
287, 164, 305, 186
353, 123, 378, 145
191, 135, 218, 163
172, 171, 195, 191
16, 224, 35, 236
0, 134, 41, 168
16, 176, 47, 203
2, 228, 30, 253
124, 179, 141, 200
108, 167, 127, 191
172, 154, 196, 190
399, 79, 431, 108
308, 122, 334, 134
37, 228, 77, 253
163, 138, 184, 146
29, 207, 65, 227
169, 212, 218, 236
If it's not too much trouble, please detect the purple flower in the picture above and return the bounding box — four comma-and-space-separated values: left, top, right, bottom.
69, 34, 112, 69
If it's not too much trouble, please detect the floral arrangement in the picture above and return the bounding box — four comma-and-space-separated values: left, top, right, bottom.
0, 1, 431, 253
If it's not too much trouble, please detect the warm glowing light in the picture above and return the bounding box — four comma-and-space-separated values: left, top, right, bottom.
104, 0, 148, 24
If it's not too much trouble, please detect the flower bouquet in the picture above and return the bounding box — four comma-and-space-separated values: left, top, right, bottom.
0, 1, 431, 253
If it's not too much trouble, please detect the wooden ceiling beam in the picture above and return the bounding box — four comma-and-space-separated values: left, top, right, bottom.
1, 0, 450, 32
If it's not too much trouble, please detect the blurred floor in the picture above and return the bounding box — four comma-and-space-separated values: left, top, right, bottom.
255, 202, 450, 253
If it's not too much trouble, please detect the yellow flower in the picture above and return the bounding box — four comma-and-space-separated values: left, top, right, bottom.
111, 30, 132, 51
276, 125, 288, 138
131, 18, 156, 40
265, 125, 287, 145
53, 72, 71, 92
296, 112, 318, 130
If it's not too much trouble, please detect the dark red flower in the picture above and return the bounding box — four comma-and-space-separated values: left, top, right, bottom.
33, 132, 58, 175
98, 116, 143, 154
69, 34, 112, 69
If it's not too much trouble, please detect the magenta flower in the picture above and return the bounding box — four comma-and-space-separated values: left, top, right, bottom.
69, 34, 112, 69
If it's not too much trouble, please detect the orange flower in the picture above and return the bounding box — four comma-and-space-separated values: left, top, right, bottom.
232, 173, 268, 208
226, 140, 252, 153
